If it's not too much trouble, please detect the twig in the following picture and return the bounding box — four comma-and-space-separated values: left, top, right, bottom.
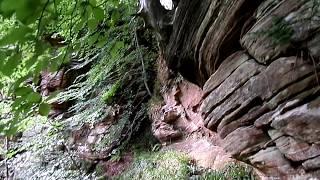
134, 25, 152, 96
36, 0, 50, 38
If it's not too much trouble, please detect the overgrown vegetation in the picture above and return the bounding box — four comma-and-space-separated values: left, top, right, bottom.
0, 0, 143, 136
200, 163, 256, 180
0, 0, 159, 178
117, 148, 256, 180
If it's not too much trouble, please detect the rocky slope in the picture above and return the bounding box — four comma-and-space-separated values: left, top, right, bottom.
148, 0, 320, 178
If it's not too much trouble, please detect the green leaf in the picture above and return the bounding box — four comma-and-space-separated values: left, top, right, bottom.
11, 75, 31, 93
88, 18, 99, 31
49, 50, 67, 71
73, 42, 81, 51
15, 87, 33, 96
0, 0, 26, 14
89, 0, 97, 6
39, 103, 51, 116
0, 50, 6, 66
5, 125, 20, 136
26, 92, 42, 103
88, 33, 99, 46
110, 11, 120, 26
110, 41, 124, 58
25, 57, 38, 70
93, 7, 104, 21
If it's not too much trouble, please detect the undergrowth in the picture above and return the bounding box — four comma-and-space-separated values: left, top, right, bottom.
48, 6, 158, 159
113, 126, 256, 180
116, 148, 256, 180
200, 163, 256, 180
116, 150, 190, 180
0, 1, 158, 178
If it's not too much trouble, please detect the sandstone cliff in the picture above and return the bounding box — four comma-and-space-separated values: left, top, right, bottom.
149, 0, 320, 178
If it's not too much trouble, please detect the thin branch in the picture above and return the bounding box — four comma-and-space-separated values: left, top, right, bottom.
134, 26, 152, 96
36, 0, 51, 38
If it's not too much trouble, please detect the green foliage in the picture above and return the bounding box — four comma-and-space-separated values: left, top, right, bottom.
102, 80, 121, 104
40, 1, 157, 170
0, 0, 138, 136
117, 151, 190, 180
0, 0, 157, 179
200, 163, 256, 180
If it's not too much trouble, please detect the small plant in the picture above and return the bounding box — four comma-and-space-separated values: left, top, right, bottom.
102, 80, 121, 104
200, 162, 256, 180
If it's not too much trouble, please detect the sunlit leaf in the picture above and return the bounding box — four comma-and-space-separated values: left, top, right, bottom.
12, 97, 24, 110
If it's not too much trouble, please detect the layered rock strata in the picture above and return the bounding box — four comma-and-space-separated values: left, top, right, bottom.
161, 0, 320, 178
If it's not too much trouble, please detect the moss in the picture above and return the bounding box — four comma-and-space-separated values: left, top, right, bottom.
116, 151, 190, 180
266, 17, 294, 45
200, 162, 256, 180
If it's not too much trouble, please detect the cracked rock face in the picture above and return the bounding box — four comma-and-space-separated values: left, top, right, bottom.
162, 0, 320, 178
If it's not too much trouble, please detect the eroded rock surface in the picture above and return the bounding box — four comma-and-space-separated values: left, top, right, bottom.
163, 0, 320, 178
200, 50, 320, 178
